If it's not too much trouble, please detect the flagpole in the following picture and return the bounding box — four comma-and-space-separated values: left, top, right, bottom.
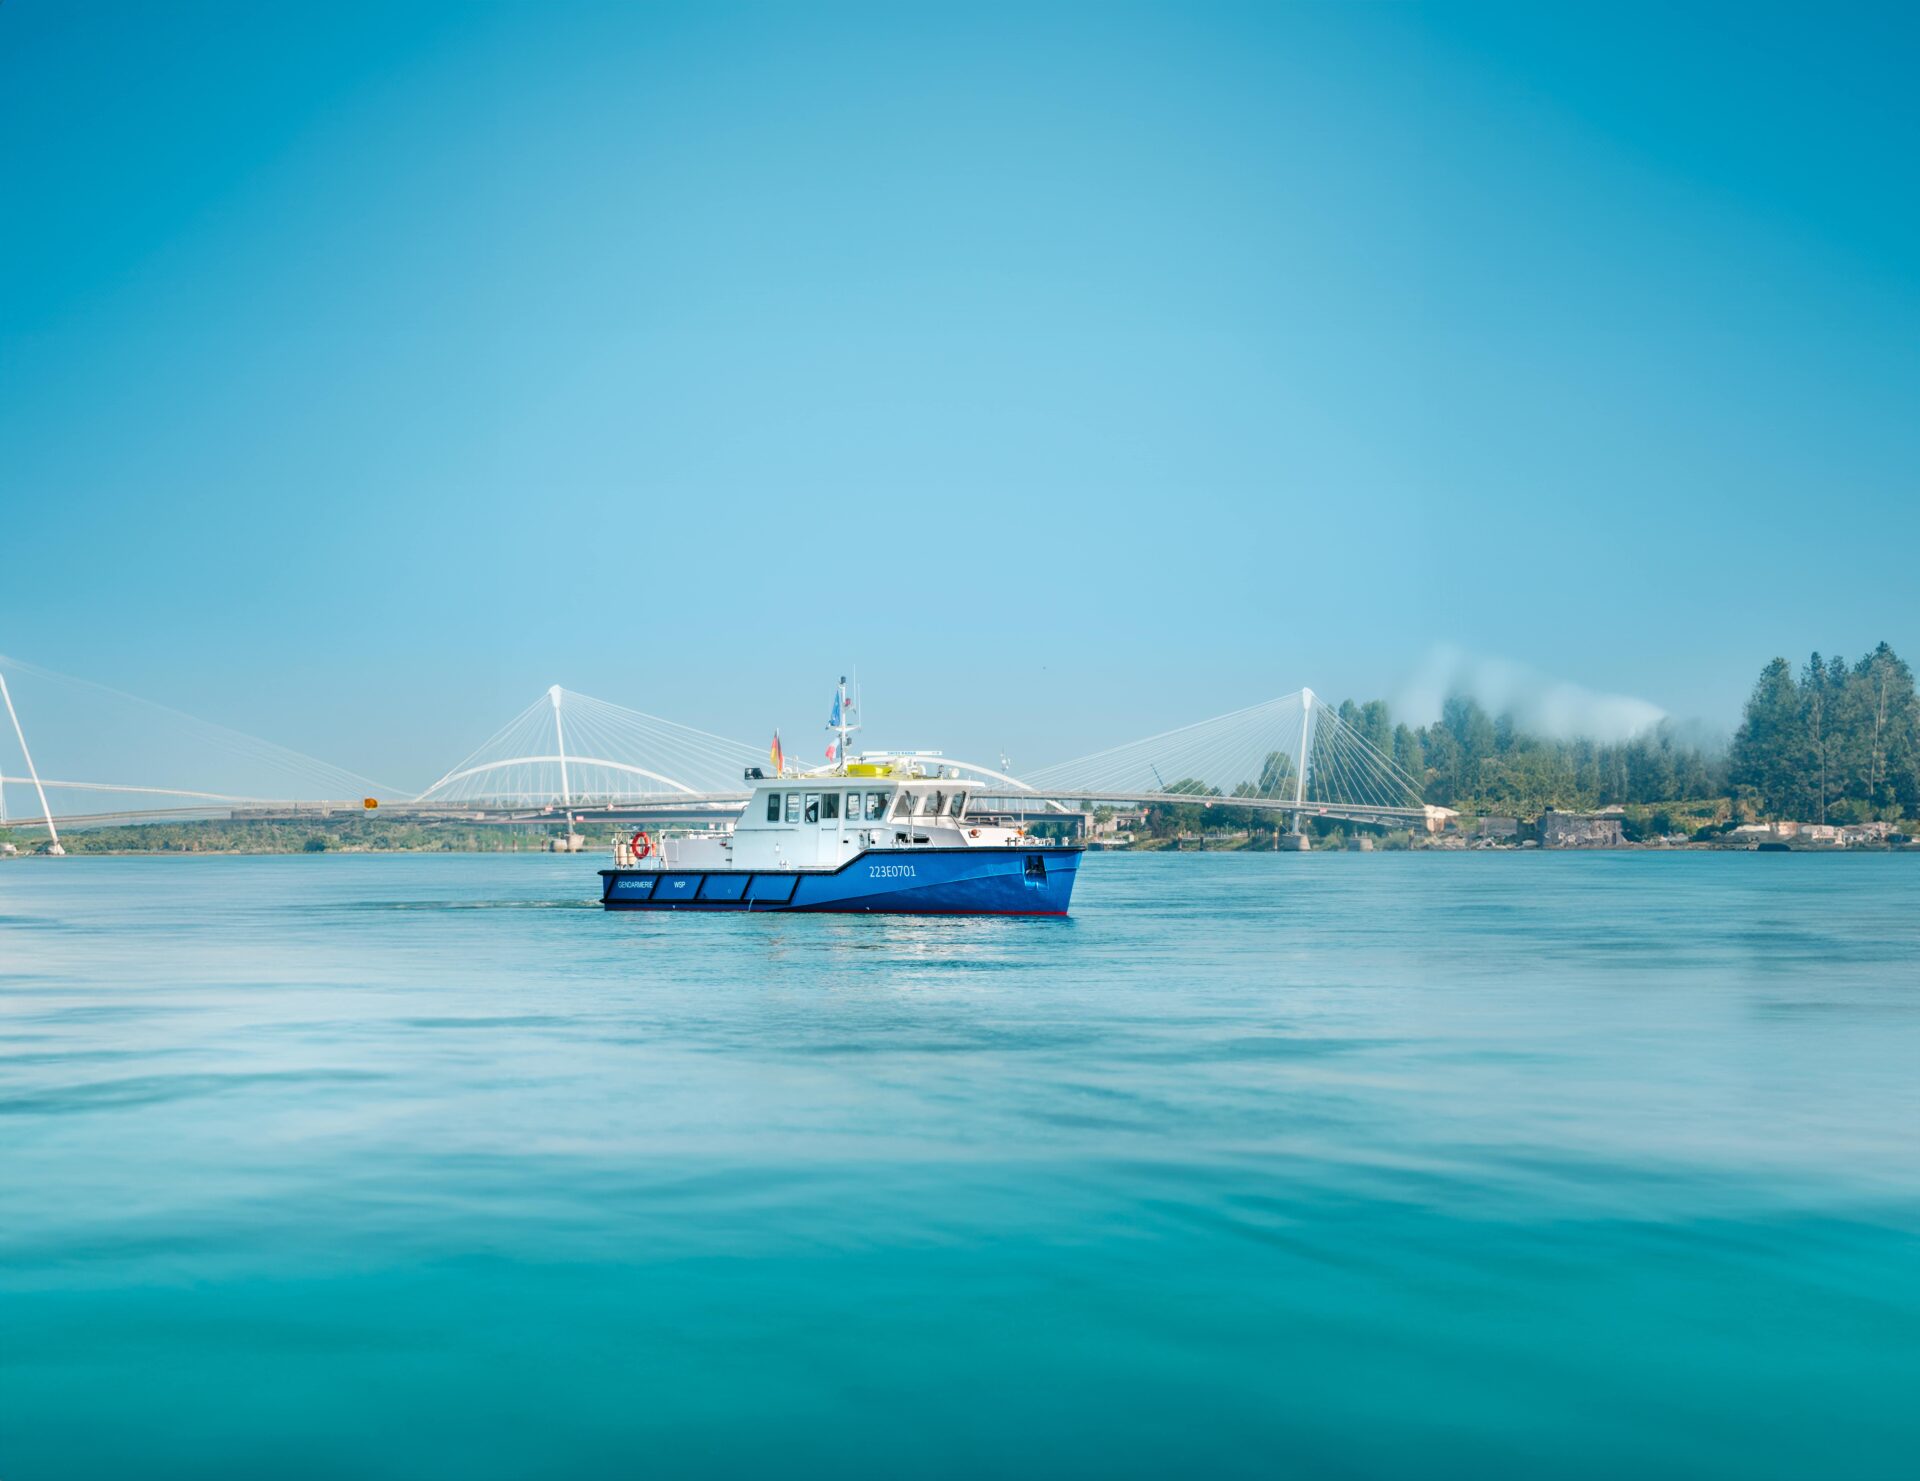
828, 674, 856, 774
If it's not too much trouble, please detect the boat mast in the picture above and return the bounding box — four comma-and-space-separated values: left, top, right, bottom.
829, 674, 857, 774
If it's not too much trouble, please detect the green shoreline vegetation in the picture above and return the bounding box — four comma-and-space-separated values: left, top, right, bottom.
6, 646, 1917, 856
1023, 643, 1920, 852
0, 816, 555, 856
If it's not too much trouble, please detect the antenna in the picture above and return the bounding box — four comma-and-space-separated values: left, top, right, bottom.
827, 673, 858, 773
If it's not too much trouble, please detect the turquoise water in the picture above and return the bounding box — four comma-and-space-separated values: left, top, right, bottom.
3, 851, 1918, 1478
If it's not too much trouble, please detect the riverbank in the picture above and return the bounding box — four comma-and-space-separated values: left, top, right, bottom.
0, 816, 566, 856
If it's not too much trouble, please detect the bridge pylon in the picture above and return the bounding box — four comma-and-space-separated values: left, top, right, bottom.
1290, 686, 1317, 838
0, 669, 61, 852
1018, 686, 1431, 833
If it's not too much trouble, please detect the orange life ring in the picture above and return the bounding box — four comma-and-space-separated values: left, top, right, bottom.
969, 828, 981, 838
629, 830, 652, 860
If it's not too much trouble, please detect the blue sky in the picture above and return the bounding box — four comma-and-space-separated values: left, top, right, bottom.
3, 1, 1915, 787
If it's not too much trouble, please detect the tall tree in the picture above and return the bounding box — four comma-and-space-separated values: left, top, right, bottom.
1851, 643, 1917, 816
1730, 658, 1800, 818
1359, 700, 1393, 758
1421, 724, 1463, 805
1441, 695, 1496, 799
1800, 652, 1844, 823
1392, 724, 1424, 788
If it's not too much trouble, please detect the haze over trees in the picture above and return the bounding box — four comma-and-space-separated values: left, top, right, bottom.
1325, 644, 1915, 822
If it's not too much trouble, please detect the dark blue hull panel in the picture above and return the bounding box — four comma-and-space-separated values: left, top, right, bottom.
600, 846, 1081, 915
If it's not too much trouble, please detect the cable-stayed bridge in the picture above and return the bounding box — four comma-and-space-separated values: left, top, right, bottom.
2, 656, 1451, 842
415, 686, 767, 806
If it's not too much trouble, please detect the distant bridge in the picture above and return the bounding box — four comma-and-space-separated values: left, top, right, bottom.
2, 661, 1452, 843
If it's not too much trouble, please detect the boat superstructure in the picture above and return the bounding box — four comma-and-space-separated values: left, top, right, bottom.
599, 680, 1082, 914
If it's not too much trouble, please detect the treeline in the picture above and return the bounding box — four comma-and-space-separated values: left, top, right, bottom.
1127, 691, 1728, 840
1729, 644, 1918, 823
1129, 643, 1916, 834
1304, 646, 1916, 822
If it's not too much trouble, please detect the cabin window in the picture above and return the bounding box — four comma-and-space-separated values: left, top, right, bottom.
930, 790, 946, 816
866, 792, 886, 821
822, 792, 840, 821
951, 791, 967, 817
766, 792, 781, 823
893, 792, 915, 819
804, 793, 820, 824
785, 794, 800, 824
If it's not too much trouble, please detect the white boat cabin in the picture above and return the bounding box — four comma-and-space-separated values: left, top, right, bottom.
617, 765, 1044, 872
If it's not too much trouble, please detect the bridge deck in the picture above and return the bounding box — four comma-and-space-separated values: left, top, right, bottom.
7, 790, 1449, 833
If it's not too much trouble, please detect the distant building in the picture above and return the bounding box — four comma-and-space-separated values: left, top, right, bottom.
1539, 810, 1625, 848
1088, 807, 1146, 841
1476, 816, 1519, 839
1730, 821, 1804, 842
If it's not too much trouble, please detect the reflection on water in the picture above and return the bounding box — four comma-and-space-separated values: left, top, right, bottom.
3, 851, 1918, 1478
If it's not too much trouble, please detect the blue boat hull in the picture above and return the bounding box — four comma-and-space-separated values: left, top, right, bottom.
599, 846, 1082, 915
